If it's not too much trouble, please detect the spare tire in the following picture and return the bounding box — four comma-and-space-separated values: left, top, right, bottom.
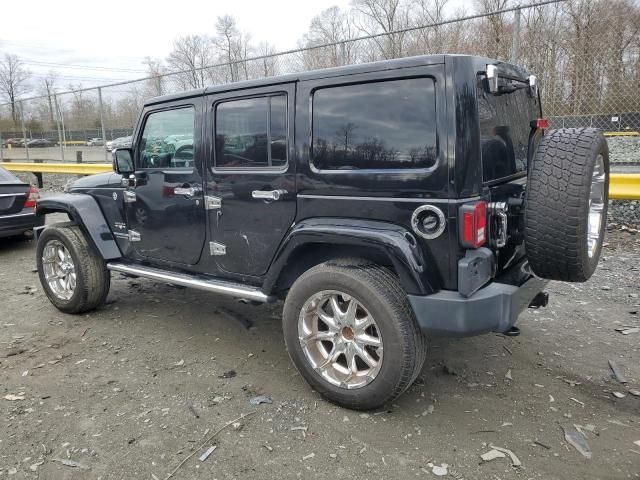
525, 128, 609, 282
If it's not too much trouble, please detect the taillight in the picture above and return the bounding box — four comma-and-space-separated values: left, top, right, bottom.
24, 185, 40, 209
459, 201, 487, 248
535, 118, 549, 130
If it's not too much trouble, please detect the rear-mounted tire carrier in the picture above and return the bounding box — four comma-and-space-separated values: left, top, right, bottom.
524, 128, 609, 282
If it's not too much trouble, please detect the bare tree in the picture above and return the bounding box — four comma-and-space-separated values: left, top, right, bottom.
65, 84, 99, 130
474, 0, 511, 59
352, 0, 411, 59
410, 0, 449, 54
301, 7, 359, 68
0, 54, 30, 125
214, 15, 251, 82
39, 71, 57, 127
143, 57, 167, 96
519, 2, 563, 111
166, 35, 213, 90
335, 122, 358, 153
602, 0, 640, 112
256, 42, 279, 77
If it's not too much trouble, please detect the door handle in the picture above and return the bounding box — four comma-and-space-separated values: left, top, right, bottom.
174, 186, 202, 198
252, 189, 287, 201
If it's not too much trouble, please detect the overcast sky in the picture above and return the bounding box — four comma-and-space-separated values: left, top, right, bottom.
0, 0, 352, 89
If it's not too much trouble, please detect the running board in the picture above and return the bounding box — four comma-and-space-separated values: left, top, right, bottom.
106, 262, 273, 303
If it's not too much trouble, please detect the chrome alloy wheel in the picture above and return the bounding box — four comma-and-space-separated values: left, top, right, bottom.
42, 240, 76, 300
587, 154, 606, 258
298, 290, 383, 389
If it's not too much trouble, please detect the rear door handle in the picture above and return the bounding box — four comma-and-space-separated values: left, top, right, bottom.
252, 189, 287, 201
174, 186, 202, 198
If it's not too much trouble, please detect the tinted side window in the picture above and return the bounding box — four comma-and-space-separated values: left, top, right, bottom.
477, 75, 539, 182
138, 107, 195, 169
312, 78, 437, 170
215, 94, 287, 169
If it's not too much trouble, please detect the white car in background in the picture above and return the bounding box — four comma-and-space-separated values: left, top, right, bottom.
86, 138, 105, 147
106, 136, 132, 152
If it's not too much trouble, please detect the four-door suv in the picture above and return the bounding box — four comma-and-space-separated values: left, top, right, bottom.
34, 55, 609, 410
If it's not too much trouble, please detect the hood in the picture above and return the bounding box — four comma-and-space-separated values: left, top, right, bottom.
68, 172, 120, 191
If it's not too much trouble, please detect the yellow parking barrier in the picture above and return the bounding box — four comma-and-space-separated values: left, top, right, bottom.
2, 162, 111, 175
1, 162, 112, 188
604, 131, 639, 136
610, 174, 640, 200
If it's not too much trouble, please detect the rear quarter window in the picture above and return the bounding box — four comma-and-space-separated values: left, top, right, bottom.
311, 78, 437, 171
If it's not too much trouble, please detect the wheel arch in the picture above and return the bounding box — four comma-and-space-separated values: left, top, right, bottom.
263, 218, 436, 296
36, 193, 122, 260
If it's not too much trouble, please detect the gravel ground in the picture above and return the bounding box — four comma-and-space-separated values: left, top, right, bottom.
1, 217, 639, 479
608, 136, 640, 166
610, 201, 640, 230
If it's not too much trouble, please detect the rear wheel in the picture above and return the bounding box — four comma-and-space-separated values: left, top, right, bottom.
36, 223, 110, 313
525, 128, 609, 281
283, 260, 426, 410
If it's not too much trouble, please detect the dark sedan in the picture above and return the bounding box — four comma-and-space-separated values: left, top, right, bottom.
26, 138, 57, 148
0, 167, 44, 238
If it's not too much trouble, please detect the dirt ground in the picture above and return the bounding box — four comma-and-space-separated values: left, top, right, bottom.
1, 218, 639, 479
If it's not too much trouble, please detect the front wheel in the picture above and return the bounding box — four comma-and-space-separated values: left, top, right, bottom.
283, 260, 426, 410
36, 223, 111, 314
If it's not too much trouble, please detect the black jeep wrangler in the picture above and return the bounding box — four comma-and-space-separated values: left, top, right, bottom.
35, 55, 609, 410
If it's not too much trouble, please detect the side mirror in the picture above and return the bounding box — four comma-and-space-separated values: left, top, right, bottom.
113, 148, 134, 176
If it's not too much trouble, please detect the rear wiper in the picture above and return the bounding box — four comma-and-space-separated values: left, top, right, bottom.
494, 82, 529, 96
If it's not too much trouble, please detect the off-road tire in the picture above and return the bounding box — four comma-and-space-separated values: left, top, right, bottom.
36, 222, 111, 314
525, 128, 609, 281
283, 259, 427, 410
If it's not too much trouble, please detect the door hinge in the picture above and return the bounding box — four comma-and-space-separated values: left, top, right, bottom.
123, 190, 137, 203
209, 241, 226, 256
205, 196, 222, 210
128, 229, 141, 242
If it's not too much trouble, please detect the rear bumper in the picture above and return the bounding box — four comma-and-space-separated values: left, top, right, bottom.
0, 209, 44, 238
408, 276, 548, 337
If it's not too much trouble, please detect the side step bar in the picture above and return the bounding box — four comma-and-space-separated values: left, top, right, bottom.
106, 262, 273, 303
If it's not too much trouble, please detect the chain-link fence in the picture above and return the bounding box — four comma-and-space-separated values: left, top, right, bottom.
1, 0, 639, 167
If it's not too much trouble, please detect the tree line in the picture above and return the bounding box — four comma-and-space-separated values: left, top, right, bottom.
1, 0, 638, 135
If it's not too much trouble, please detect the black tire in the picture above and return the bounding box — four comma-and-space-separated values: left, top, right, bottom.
36, 222, 110, 314
525, 128, 609, 282
283, 259, 427, 410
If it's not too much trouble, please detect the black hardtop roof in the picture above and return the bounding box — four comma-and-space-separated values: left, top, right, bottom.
145, 54, 527, 107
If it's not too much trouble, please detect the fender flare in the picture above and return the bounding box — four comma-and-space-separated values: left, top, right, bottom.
36, 193, 122, 260
263, 217, 435, 295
